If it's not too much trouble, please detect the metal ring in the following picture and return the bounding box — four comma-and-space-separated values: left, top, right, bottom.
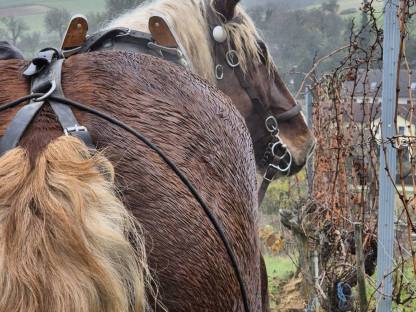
34, 81, 56, 102
265, 116, 278, 133
226, 50, 240, 68
277, 153, 292, 173
215, 64, 224, 80
271, 142, 288, 160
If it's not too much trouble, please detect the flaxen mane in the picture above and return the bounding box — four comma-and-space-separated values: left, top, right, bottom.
108, 0, 273, 83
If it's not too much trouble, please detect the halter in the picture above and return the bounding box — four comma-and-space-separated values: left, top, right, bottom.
210, 22, 302, 204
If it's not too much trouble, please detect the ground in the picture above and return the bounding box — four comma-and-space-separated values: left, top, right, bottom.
266, 255, 416, 311
264, 255, 307, 311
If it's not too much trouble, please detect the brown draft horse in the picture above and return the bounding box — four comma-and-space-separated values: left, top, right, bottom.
110, 0, 315, 309
0, 52, 258, 311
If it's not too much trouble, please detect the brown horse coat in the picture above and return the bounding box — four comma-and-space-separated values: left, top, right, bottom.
0, 51, 260, 311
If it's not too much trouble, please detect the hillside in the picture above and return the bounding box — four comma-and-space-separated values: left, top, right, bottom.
0, 0, 106, 32
0, 0, 106, 12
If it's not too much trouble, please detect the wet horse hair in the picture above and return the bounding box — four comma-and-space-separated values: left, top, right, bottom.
0, 51, 259, 311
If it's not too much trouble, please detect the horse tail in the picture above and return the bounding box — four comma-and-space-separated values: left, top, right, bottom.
0, 136, 148, 312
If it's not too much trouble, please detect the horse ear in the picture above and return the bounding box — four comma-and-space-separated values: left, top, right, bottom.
214, 0, 240, 21
149, 15, 178, 47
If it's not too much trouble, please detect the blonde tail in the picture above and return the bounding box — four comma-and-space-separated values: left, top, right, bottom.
0, 136, 148, 312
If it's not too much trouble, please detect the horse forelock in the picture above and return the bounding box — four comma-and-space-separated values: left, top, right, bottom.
107, 0, 273, 83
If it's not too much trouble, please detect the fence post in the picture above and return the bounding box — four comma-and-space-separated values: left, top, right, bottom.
354, 222, 368, 312
376, 0, 399, 310
305, 86, 314, 193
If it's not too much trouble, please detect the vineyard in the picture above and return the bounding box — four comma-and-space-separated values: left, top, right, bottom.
261, 0, 416, 311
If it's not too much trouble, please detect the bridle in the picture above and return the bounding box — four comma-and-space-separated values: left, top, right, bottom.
0, 47, 251, 312
209, 17, 302, 204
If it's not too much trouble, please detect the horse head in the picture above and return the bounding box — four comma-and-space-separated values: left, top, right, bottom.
209, 0, 316, 177
109, 0, 316, 178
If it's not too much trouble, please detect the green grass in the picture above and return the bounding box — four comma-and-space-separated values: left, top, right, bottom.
266, 255, 416, 310
265, 255, 296, 280
356, 263, 416, 311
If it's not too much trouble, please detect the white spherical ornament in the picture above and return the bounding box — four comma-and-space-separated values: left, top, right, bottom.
212, 26, 227, 43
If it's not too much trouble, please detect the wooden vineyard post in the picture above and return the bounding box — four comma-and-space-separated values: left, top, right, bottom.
354, 222, 368, 312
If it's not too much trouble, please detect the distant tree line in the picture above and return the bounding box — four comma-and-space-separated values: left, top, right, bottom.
1, 0, 415, 86
0, 0, 145, 57
249, 0, 416, 91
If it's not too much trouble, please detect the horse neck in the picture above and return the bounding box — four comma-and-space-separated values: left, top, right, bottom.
107, 0, 216, 83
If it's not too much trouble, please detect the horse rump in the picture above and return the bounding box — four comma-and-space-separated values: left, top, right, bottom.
0, 136, 148, 312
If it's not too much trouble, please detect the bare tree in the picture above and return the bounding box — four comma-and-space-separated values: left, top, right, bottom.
17, 32, 42, 57
105, 0, 145, 19
0, 17, 29, 45
44, 8, 71, 40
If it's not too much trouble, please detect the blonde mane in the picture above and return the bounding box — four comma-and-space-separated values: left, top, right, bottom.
108, 0, 272, 83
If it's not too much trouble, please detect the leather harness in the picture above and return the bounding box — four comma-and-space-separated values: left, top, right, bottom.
0, 28, 188, 156
67, 27, 189, 67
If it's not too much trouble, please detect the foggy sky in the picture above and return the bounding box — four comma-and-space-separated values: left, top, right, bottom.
242, 0, 273, 7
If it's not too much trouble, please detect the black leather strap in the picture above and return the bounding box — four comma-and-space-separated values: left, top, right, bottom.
233, 63, 302, 122
74, 28, 187, 67
46, 59, 94, 148
0, 49, 94, 155
0, 102, 44, 156
78, 28, 150, 53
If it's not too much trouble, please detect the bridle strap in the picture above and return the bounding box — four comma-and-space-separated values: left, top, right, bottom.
257, 168, 277, 204
233, 62, 302, 123
230, 56, 301, 206
275, 104, 302, 122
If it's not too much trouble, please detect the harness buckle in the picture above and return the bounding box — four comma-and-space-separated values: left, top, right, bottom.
263, 163, 279, 182
263, 149, 293, 181
64, 125, 88, 136
147, 42, 183, 58
225, 50, 240, 68
215, 64, 224, 80
115, 28, 131, 37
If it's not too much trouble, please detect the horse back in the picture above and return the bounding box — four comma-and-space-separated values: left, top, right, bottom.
0, 51, 260, 311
